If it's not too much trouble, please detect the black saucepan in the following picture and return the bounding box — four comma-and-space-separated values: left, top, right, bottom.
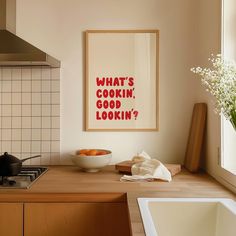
0, 152, 41, 176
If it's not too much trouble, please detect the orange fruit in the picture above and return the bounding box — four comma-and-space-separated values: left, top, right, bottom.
97, 151, 107, 156
87, 149, 98, 156
78, 149, 90, 155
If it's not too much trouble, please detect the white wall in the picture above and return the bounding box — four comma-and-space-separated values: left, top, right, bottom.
192, 0, 221, 175
15, 0, 200, 164
191, 0, 236, 192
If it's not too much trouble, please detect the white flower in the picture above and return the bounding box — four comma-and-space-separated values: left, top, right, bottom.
191, 54, 236, 130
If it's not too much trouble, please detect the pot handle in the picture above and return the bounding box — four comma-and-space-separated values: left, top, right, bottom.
21, 155, 41, 163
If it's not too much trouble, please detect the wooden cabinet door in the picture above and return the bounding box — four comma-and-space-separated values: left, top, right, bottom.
24, 203, 130, 236
0, 203, 23, 236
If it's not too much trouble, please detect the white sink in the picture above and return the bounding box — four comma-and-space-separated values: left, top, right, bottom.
138, 198, 236, 236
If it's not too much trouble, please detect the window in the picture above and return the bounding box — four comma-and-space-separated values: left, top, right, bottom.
220, 0, 236, 188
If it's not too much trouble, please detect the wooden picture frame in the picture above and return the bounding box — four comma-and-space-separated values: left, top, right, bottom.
85, 30, 159, 131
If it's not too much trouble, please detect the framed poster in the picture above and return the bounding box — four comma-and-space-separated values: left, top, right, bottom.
85, 30, 159, 131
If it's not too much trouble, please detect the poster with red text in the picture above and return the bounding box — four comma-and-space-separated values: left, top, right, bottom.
86, 30, 159, 131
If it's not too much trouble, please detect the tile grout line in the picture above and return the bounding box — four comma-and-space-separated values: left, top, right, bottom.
0, 67, 60, 163
19, 68, 22, 157
30, 67, 32, 164
50, 68, 52, 165
10, 68, 12, 154
21, 68, 24, 160
40, 66, 42, 165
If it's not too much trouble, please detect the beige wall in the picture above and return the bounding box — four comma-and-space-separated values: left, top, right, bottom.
15, 0, 204, 164
194, 0, 236, 193
193, 0, 222, 177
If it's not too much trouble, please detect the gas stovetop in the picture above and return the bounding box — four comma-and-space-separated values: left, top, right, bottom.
0, 166, 48, 189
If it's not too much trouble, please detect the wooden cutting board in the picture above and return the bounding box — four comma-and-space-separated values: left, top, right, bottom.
184, 103, 207, 173
115, 161, 181, 176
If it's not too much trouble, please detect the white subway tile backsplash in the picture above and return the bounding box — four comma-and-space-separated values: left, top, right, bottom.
51, 117, 60, 129
32, 129, 41, 141
12, 105, 22, 116
32, 105, 41, 116
22, 93, 31, 104
22, 105, 31, 116
2, 93, 12, 104
42, 105, 51, 116
32, 117, 41, 128
41, 129, 51, 140
42, 141, 51, 152
12, 93, 22, 104
42, 80, 51, 92
21, 68, 31, 80
51, 93, 60, 104
32, 93, 41, 104
2, 68, 11, 80
22, 141, 31, 152
51, 105, 60, 116
2, 117, 11, 128
42, 93, 51, 104
12, 81, 22, 92
2, 105, 12, 116
12, 129, 22, 140
32, 68, 41, 80
2, 141, 11, 151
22, 80, 31, 92
32, 80, 41, 92
12, 117, 22, 128
51, 80, 60, 92
12, 68, 21, 80
30, 153, 41, 165
22, 129, 31, 141
32, 141, 41, 153
12, 141, 21, 152
0, 67, 60, 165
51, 129, 60, 140
51, 141, 60, 152
22, 117, 31, 128
42, 117, 51, 128
1, 129, 12, 140
40, 153, 51, 165
51, 68, 60, 80
2, 82, 12, 92
42, 68, 50, 80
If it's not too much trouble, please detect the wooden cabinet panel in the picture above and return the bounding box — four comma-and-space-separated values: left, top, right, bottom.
0, 203, 23, 236
24, 203, 130, 236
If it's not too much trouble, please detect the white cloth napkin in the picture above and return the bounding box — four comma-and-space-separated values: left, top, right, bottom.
120, 151, 172, 182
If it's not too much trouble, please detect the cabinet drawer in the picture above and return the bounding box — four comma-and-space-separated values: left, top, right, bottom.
24, 202, 130, 236
0, 203, 23, 236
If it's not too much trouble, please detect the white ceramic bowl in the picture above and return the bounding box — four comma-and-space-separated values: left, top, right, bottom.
71, 149, 112, 172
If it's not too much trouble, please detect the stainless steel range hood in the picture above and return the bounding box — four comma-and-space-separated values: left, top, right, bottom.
0, 0, 60, 67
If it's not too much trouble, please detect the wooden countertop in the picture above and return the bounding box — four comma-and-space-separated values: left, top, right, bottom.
0, 165, 235, 236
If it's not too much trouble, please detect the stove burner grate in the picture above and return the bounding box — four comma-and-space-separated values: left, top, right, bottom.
0, 166, 48, 189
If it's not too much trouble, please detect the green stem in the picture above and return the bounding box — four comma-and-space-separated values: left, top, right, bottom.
230, 110, 236, 132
